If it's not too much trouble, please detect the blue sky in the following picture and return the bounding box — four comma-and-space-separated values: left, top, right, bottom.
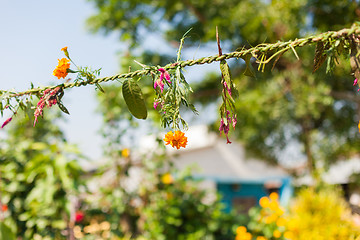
0, 0, 122, 159
0, 1, 222, 160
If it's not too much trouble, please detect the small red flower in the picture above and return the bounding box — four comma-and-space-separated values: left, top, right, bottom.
1, 204, 8, 212
75, 211, 84, 222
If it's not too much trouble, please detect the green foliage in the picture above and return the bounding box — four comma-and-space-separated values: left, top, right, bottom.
0, 222, 16, 240
0, 112, 85, 239
87, 0, 360, 174
141, 172, 240, 240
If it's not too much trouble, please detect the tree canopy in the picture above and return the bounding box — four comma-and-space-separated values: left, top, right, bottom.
85, 0, 360, 175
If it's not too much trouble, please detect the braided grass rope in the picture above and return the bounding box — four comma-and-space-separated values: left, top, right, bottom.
1, 24, 360, 100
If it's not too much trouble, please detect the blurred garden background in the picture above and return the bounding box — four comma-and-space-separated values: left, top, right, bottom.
1, 0, 360, 239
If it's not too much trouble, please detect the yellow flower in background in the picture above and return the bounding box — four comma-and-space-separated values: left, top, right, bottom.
283, 231, 294, 239
244, 232, 252, 240
269, 200, 279, 211
259, 196, 270, 208
358, 120, 360, 133
53, 58, 70, 79
236, 226, 247, 235
273, 229, 282, 238
269, 192, 279, 201
122, 148, 130, 158
275, 206, 285, 216
161, 173, 174, 184
235, 226, 252, 240
276, 217, 286, 227
235, 232, 252, 240
265, 213, 278, 224
163, 130, 188, 149
256, 236, 267, 240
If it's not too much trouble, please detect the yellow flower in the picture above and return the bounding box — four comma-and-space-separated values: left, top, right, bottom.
269, 200, 279, 211
259, 196, 270, 208
256, 236, 267, 240
265, 214, 278, 224
283, 231, 294, 239
269, 192, 279, 201
161, 173, 174, 184
236, 226, 247, 235
358, 120, 360, 133
273, 229, 282, 238
276, 217, 286, 227
53, 58, 70, 79
275, 206, 285, 216
122, 148, 130, 158
163, 130, 188, 149
244, 232, 252, 240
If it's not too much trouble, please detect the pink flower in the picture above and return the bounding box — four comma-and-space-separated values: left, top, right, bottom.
154, 100, 160, 109
1, 117, 12, 129
34, 87, 60, 126
232, 115, 237, 130
224, 82, 231, 96
158, 68, 171, 84
219, 118, 232, 144
154, 77, 165, 92
354, 78, 358, 86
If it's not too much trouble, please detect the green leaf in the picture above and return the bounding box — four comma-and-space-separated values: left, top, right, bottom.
0, 222, 15, 240
122, 78, 148, 120
57, 101, 70, 115
350, 41, 360, 80
220, 60, 231, 84
95, 83, 105, 93
241, 54, 256, 78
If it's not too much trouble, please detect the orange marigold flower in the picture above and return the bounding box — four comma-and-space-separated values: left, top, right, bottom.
53, 58, 70, 79
163, 130, 188, 149
61, 46, 68, 52
358, 120, 360, 133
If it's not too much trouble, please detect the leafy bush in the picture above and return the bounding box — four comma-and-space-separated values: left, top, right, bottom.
285, 187, 360, 240
235, 188, 360, 240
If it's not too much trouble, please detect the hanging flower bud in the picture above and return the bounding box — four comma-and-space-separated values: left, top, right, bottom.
1, 117, 12, 129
